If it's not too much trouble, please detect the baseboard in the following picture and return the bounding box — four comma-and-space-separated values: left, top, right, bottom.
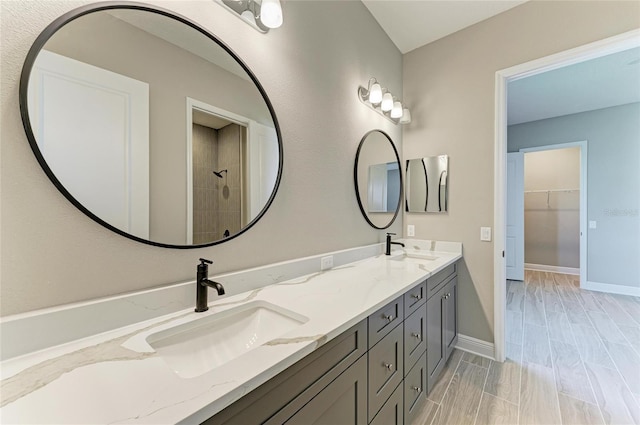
583, 281, 640, 297
525, 263, 580, 275
455, 334, 495, 361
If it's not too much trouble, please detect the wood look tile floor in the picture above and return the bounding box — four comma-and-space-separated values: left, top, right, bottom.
413, 270, 640, 425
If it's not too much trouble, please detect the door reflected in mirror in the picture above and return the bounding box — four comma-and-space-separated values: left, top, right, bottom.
367, 162, 400, 213
21, 5, 282, 248
406, 155, 449, 213
354, 130, 402, 229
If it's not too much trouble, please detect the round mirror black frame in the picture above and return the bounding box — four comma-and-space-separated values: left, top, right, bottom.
19, 1, 283, 249
353, 130, 402, 230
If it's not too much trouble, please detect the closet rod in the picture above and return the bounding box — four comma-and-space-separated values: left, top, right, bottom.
524, 189, 579, 194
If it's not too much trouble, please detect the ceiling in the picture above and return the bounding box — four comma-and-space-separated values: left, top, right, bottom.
361, 0, 527, 54
360, 1, 640, 125
508, 47, 640, 125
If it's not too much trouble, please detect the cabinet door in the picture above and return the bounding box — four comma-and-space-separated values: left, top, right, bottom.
404, 352, 427, 425
369, 381, 403, 425
269, 355, 368, 425
444, 277, 458, 359
426, 284, 445, 393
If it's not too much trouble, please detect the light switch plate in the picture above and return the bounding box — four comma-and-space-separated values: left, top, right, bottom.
407, 225, 415, 237
321, 256, 333, 271
480, 227, 492, 242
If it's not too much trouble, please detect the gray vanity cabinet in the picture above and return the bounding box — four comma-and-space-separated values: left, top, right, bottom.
205, 261, 459, 425
425, 263, 459, 393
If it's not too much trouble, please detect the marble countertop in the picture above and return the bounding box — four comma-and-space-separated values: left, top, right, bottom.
0, 243, 461, 424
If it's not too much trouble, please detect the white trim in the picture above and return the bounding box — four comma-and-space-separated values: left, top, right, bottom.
494, 28, 640, 364
583, 281, 640, 297
456, 334, 495, 361
525, 263, 580, 276
185, 98, 252, 244
520, 140, 588, 287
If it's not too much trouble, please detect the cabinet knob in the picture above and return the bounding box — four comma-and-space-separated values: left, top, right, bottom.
411, 294, 422, 300
385, 314, 394, 322
412, 332, 421, 340
383, 363, 393, 370
413, 386, 421, 392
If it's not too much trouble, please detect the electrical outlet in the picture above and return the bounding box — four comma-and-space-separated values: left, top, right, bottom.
480, 227, 492, 242
589, 221, 597, 229
407, 225, 415, 237
321, 255, 334, 271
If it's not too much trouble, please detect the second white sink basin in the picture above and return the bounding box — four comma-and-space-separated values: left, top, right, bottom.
389, 251, 439, 261
146, 301, 308, 378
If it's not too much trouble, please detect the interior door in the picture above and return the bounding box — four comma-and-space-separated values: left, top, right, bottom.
28, 50, 150, 238
506, 152, 525, 281
247, 121, 279, 222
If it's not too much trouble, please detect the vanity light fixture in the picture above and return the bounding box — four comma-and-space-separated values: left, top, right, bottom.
358, 78, 411, 125
217, 0, 283, 33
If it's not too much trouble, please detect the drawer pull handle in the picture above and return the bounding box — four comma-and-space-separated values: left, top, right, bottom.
385, 314, 394, 322
411, 294, 422, 300
413, 386, 421, 392
383, 363, 393, 370
412, 333, 421, 340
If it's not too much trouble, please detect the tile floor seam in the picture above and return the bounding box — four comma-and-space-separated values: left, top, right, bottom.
472, 360, 491, 425
540, 273, 563, 425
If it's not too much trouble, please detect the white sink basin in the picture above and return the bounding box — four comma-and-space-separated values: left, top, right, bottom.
388, 252, 439, 261
146, 301, 308, 378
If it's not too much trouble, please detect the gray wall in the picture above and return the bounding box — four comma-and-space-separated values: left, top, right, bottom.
523, 147, 581, 269
509, 103, 640, 289
0, 0, 402, 316
403, 1, 639, 342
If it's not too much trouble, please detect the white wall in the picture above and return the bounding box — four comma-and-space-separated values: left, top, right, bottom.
509, 103, 640, 289
0, 0, 403, 316
403, 1, 639, 342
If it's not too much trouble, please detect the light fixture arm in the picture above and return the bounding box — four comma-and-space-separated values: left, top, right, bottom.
217, 0, 283, 33
357, 78, 411, 125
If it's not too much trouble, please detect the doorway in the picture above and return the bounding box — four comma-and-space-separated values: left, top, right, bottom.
493, 29, 640, 362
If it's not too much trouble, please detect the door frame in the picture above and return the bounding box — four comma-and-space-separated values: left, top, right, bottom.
493, 28, 640, 362
519, 141, 588, 285
186, 97, 250, 244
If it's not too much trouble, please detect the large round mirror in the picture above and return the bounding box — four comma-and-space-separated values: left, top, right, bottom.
19, 3, 283, 248
354, 130, 402, 229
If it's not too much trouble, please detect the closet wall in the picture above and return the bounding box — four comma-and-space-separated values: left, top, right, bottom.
524, 147, 580, 269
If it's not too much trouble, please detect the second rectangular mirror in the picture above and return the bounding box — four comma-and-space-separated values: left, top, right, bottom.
406, 155, 449, 213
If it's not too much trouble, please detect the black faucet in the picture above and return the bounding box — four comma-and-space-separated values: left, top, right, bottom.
385, 232, 405, 255
195, 258, 225, 313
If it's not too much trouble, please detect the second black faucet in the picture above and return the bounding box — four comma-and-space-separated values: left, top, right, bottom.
385, 232, 405, 255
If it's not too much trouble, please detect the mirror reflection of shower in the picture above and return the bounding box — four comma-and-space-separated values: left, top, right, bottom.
191, 107, 246, 244
213, 169, 228, 178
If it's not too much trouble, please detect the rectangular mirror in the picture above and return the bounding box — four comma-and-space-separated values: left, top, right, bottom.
406, 155, 448, 213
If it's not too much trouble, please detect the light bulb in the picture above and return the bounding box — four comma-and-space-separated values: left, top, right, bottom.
381, 93, 393, 112
391, 101, 403, 118
369, 83, 382, 104
400, 108, 412, 124
260, 0, 283, 29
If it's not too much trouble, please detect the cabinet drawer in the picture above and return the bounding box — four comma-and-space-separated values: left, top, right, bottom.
404, 305, 427, 374
426, 263, 456, 299
403, 281, 426, 317
369, 379, 403, 425
368, 296, 403, 348
404, 352, 427, 425
368, 323, 404, 422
